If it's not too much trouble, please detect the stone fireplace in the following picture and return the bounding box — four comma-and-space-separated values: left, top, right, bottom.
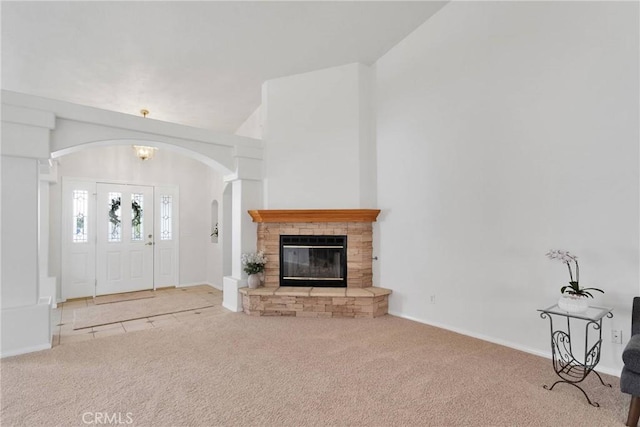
241, 209, 391, 318
249, 209, 379, 288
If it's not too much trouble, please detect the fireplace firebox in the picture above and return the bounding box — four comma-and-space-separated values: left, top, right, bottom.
280, 235, 347, 287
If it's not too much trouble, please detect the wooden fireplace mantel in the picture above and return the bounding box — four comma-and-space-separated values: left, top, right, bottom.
248, 209, 380, 223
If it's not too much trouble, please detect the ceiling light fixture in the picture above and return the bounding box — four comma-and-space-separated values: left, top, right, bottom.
133, 145, 156, 161
133, 109, 157, 161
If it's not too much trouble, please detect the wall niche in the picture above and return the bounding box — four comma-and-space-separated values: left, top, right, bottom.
211, 200, 219, 243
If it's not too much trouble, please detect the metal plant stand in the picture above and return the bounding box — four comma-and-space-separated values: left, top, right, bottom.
538, 304, 613, 407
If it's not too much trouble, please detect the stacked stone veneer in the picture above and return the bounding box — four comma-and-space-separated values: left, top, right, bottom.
239, 287, 391, 318
258, 222, 373, 288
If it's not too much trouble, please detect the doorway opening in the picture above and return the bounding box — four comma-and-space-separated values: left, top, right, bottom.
62, 178, 179, 298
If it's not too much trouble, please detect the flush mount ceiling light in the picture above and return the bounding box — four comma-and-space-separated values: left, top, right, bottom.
133, 109, 157, 160
133, 145, 156, 161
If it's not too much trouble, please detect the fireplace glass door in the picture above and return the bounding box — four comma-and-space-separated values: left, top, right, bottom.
280, 235, 347, 287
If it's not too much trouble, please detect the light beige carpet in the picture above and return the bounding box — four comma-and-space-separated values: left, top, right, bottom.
94, 290, 156, 305
73, 292, 213, 329
0, 312, 629, 426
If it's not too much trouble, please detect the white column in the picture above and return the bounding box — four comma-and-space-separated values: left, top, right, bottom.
1, 105, 55, 357
2, 157, 40, 306
38, 160, 58, 308
221, 143, 264, 312
222, 178, 263, 312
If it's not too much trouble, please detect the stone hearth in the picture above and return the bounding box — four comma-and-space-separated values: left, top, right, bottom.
239, 286, 391, 318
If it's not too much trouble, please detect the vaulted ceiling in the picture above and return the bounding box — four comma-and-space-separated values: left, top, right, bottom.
2, 1, 447, 133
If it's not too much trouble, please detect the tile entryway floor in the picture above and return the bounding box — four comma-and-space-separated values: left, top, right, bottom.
52, 285, 223, 347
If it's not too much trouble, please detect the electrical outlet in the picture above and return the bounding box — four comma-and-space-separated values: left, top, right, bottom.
612, 329, 623, 344
430, 295, 436, 304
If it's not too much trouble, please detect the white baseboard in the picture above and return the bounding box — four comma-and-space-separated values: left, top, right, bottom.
388, 310, 621, 378
1, 342, 52, 358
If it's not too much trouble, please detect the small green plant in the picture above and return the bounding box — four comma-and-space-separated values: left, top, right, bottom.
546, 250, 604, 298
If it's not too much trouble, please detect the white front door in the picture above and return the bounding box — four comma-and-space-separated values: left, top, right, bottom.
96, 183, 154, 295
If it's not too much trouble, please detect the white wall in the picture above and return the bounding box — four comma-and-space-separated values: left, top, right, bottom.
375, 1, 639, 374
1, 156, 39, 307
50, 145, 225, 296
262, 63, 376, 209
235, 106, 263, 140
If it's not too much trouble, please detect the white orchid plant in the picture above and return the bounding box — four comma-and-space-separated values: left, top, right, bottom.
241, 251, 267, 275
545, 249, 604, 298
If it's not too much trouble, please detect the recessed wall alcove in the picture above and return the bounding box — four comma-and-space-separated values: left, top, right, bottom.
211, 200, 219, 244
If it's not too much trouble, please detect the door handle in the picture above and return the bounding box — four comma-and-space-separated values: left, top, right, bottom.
145, 242, 155, 246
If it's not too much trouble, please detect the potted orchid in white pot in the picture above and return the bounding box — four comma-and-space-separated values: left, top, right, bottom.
546, 249, 604, 313
242, 251, 267, 289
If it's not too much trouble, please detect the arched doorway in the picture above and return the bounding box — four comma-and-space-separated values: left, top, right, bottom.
1, 93, 262, 356
50, 142, 233, 300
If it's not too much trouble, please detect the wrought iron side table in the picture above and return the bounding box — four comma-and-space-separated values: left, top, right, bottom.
538, 304, 613, 407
